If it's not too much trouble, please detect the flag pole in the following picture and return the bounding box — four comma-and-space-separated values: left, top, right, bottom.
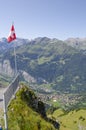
14, 43, 17, 76
7, 23, 17, 76
12, 22, 17, 76
13, 22, 17, 76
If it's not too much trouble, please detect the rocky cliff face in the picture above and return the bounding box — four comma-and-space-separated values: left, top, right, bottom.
22, 71, 36, 83
0, 59, 36, 84
0, 60, 14, 76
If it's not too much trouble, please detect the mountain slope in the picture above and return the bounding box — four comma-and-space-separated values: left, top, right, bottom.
0, 37, 86, 93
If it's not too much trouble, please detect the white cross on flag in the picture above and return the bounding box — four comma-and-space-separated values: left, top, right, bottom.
7, 24, 16, 43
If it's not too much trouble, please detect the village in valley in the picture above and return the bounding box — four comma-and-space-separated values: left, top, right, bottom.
30, 83, 83, 109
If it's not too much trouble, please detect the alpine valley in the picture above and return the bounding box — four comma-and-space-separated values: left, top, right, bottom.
0, 37, 86, 130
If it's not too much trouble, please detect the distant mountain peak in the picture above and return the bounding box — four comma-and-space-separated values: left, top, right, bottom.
0, 37, 7, 43
65, 37, 86, 50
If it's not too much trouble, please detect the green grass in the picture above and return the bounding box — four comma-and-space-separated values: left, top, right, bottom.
48, 100, 61, 108
0, 74, 12, 87
0, 108, 4, 129
38, 56, 53, 65
52, 108, 86, 130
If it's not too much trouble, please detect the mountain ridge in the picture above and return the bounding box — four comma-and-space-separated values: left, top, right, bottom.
0, 36, 86, 51
0, 37, 86, 93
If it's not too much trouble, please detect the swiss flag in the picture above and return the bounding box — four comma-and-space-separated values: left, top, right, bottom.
7, 24, 16, 43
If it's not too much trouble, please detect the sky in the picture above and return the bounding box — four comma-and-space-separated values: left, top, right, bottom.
0, 0, 86, 40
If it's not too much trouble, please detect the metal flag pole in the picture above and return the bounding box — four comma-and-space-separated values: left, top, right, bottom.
14, 43, 17, 76
12, 22, 17, 76
11, 22, 17, 76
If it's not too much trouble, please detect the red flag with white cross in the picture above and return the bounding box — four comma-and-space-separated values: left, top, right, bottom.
7, 24, 16, 43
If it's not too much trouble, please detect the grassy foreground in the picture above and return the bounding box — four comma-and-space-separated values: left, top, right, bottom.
7, 84, 57, 130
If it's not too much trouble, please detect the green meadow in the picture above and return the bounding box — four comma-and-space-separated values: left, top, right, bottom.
51, 108, 86, 130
